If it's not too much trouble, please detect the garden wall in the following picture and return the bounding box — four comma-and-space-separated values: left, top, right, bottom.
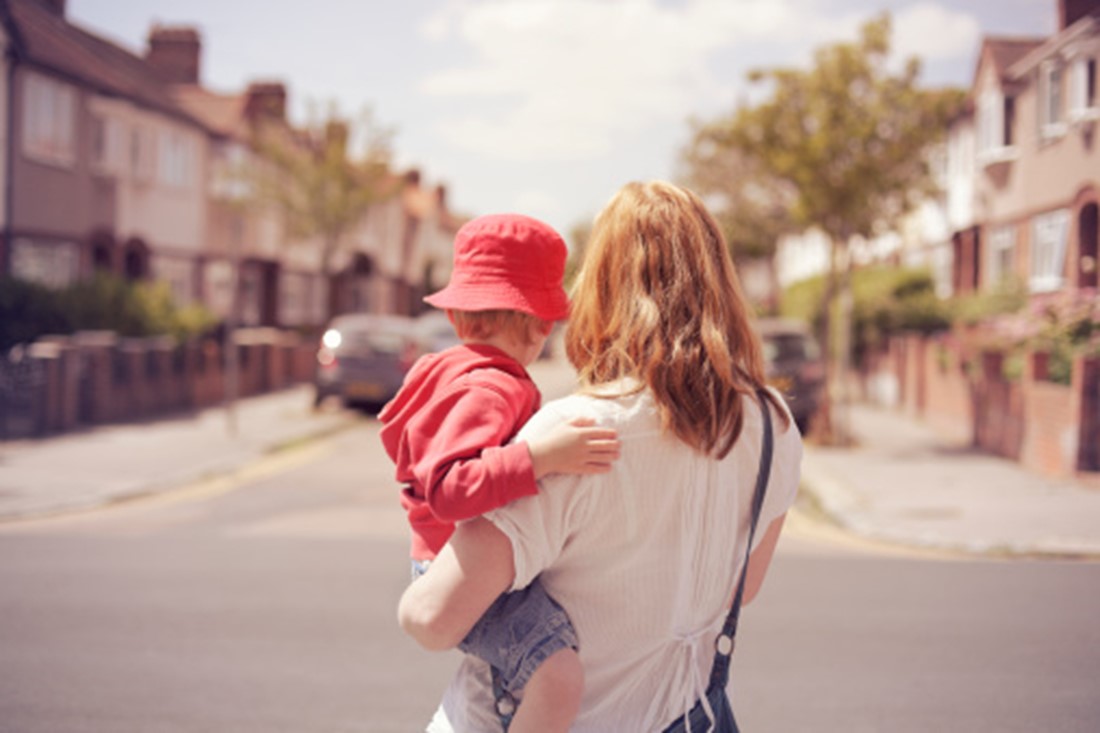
0, 329, 316, 440
863, 332, 1099, 482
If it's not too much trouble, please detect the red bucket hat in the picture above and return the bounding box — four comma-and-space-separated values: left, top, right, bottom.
424, 213, 570, 321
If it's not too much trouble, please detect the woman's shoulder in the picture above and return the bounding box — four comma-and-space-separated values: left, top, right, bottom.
520, 384, 655, 439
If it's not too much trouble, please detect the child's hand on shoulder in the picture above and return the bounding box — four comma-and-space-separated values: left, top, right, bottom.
527, 417, 620, 479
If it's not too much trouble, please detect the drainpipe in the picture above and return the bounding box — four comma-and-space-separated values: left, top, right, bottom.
3, 48, 16, 276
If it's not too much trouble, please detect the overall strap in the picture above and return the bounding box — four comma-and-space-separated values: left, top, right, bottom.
707, 388, 774, 691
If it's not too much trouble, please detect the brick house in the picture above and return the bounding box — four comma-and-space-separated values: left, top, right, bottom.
151, 26, 461, 326
960, 3, 1099, 295
0, 0, 209, 301
0, 1, 462, 330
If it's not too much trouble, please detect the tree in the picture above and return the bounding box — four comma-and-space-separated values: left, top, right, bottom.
679, 124, 799, 311
250, 106, 398, 318
686, 14, 964, 442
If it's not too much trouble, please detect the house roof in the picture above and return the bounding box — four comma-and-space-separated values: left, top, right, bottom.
981, 36, 1045, 81
2, 0, 201, 127
171, 84, 249, 139
1009, 12, 1100, 78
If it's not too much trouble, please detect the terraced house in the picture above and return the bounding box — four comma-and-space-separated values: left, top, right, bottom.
0, 0, 459, 328
0, 0, 208, 299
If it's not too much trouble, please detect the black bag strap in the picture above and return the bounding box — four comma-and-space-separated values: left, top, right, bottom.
707, 388, 774, 691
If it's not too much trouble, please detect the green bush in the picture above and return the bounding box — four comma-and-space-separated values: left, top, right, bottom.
780, 266, 950, 363
1, 274, 217, 351
0, 277, 69, 349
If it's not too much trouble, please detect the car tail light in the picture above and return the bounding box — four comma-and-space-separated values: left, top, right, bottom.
801, 361, 825, 382
317, 347, 338, 369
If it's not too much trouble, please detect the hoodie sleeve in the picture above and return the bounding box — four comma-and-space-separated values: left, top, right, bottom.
401, 376, 539, 523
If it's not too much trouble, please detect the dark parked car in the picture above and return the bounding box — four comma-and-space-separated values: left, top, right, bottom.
414, 309, 462, 354
755, 318, 825, 433
313, 314, 421, 410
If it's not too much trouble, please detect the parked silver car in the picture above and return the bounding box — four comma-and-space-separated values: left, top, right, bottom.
313, 314, 421, 410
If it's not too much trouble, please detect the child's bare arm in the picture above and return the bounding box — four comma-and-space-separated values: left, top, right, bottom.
525, 417, 620, 479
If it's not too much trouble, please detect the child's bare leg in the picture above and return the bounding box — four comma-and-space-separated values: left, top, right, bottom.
508, 647, 584, 733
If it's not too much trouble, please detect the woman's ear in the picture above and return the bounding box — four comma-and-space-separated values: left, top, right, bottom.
537, 319, 554, 337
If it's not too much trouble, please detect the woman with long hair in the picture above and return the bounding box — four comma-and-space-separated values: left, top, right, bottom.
399, 181, 803, 732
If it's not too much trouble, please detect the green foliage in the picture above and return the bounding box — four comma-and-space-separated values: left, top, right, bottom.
780, 266, 950, 362
250, 107, 397, 277
0, 275, 217, 351
678, 125, 797, 261
965, 288, 1099, 385
948, 279, 1029, 326
709, 15, 965, 244
0, 277, 68, 349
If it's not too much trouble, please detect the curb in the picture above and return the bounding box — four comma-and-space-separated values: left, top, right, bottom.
0, 410, 362, 525
798, 452, 1100, 562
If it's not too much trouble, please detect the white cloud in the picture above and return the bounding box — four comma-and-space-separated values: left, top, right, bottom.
511, 189, 565, 222
892, 3, 981, 64
418, 0, 803, 162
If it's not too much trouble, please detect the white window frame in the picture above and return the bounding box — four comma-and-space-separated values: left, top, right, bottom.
157, 129, 195, 189
21, 71, 76, 167
203, 260, 235, 318
10, 238, 80, 288
1038, 61, 1067, 139
91, 113, 127, 175
1068, 55, 1098, 123
1030, 209, 1071, 293
977, 88, 1018, 165
131, 125, 157, 183
986, 225, 1017, 287
153, 256, 195, 306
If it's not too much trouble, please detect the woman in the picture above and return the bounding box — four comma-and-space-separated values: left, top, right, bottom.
399, 181, 803, 732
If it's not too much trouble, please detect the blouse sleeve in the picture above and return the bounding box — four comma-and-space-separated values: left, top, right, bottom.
483, 398, 595, 590
755, 388, 803, 542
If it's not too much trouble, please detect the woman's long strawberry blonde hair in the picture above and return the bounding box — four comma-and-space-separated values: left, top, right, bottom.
565, 181, 787, 458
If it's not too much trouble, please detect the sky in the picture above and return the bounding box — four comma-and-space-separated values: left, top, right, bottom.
68, 0, 1056, 243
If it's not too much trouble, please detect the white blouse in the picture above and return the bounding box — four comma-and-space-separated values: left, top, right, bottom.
428, 382, 803, 732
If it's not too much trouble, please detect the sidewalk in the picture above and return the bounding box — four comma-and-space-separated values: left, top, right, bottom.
0, 385, 359, 521
2, 362, 1099, 560
802, 402, 1100, 559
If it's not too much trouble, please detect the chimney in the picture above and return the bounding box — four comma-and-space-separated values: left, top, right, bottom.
244, 82, 288, 122
1059, 0, 1100, 29
32, 0, 66, 15
146, 26, 201, 84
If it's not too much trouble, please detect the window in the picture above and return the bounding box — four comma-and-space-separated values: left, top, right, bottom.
987, 225, 1017, 286
22, 71, 76, 166
1030, 209, 1071, 292
10, 238, 80, 288
977, 88, 1017, 163
279, 272, 309, 327
157, 130, 195, 188
1039, 61, 1066, 137
203, 260, 235, 318
1069, 56, 1098, 121
131, 125, 156, 182
91, 114, 127, 175
153, 256, 195, 305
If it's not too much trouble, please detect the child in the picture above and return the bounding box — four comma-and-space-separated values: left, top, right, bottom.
379, 213, 619, 732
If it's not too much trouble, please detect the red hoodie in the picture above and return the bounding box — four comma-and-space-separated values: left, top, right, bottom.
378, 343, 541, 560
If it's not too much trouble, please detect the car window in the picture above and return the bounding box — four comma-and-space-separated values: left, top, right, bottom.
342, 327, 407, 355
763, 333, 820, 362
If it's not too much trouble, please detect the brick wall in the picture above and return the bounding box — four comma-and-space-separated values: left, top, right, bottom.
865, 332, 1098, 480
0, 329, 317, 439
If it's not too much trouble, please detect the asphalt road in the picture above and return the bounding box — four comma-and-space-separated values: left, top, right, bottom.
0, 417, 1098, 732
